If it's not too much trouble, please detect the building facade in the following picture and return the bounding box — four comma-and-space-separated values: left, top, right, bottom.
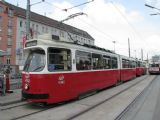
0, 1, 94, 68
152, 55, 160, 63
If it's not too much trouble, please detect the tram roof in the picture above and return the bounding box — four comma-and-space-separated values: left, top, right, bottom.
25, 36, 116, 55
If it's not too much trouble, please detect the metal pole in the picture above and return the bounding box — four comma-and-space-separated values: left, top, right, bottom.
128, 38, 130, 57
26, 0, 30, 40
112, 41, 116, 52
134, 50, 136, 58
141, 49, 143, 60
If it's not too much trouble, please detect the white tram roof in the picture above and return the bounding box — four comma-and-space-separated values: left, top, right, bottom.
25, 34, 116, 56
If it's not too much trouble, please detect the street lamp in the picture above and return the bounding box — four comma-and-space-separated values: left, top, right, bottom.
26, 0, 45, 40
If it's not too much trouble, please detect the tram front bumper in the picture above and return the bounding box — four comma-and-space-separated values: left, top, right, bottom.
22, 91, 49, 100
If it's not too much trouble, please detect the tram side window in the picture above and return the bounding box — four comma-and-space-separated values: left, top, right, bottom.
92, 53, 103, 69
76, 51, 91, 70
122, 59, 129, 68
137, 61, 141, 67
111, 57, 118, 68
131, 61, 136, 68
48, 48, 71, 72
103, 56, 111, 69
122, 59, 126, 68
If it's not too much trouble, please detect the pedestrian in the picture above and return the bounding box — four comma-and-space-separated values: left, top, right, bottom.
0, 72, 5, 96
5, 66, 10, 92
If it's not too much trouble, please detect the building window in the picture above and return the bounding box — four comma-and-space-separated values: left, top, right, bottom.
6, 48, 11, 55
7, 37, 12, 46
6, 57, 11, 64
32, 24, 35, 30
8, 26, 12, 35
8, 9, 13, 17
42, 26, 44, 32
60, 31, 64, 38
0, 6, 4, 13
0, 16, 2, 31
8, 19, 13, 27
20, 20, 23, 27
36, 24, 38, 31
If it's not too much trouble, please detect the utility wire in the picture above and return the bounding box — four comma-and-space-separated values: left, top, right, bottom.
43, 0, 118, 43
44, 1, 62, 10
110, 2, 144, 42
75, 17, 118, 43
62, 0, 94, 12
110, 1, 148, 54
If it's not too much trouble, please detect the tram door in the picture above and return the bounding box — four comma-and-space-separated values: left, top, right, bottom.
48, 47, 73, 99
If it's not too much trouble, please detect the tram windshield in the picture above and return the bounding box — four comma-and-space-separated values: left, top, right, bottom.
149, 64, 159, 67
23, 49, 45, 72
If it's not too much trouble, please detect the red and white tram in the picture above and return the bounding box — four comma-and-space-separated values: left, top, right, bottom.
148, 62, 160, 74
22, 35, 145, 104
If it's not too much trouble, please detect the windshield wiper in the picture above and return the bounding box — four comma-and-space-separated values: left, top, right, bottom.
32, 65, 45, 72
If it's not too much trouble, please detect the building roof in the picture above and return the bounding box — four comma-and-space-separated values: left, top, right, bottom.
1, 1, 94, 40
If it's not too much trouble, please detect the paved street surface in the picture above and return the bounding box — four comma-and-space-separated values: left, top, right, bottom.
0, 89, 21, 106
0, 79, 21, 105
119, 75, 160, 120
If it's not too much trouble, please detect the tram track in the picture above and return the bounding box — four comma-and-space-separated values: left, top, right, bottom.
114, 75, 158, 120
0, 75, 154, 120
0, 101, 58, 120
0, 101, 28, 111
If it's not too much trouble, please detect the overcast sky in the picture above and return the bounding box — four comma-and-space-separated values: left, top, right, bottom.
5, 0, 160, 60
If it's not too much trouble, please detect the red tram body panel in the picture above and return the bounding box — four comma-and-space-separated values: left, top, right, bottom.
120, 68, 136, 82
22, 70, 120, 103
136, 61, 146, 76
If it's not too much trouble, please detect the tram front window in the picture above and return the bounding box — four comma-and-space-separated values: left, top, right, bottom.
150, 64, 159, 67
24, 49, 45, 72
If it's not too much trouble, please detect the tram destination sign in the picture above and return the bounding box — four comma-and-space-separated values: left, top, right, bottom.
25, 41, 37, 47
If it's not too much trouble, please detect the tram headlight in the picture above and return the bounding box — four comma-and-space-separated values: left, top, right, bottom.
25, 83, 29, 90
24, 73, 30, 90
